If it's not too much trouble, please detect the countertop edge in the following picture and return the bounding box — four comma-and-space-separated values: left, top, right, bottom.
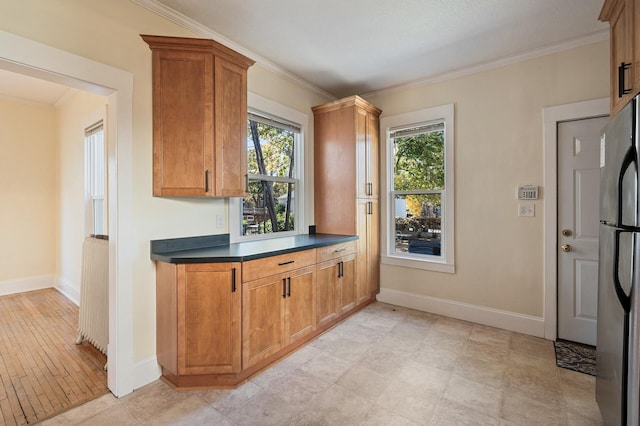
150, 234, 358, 264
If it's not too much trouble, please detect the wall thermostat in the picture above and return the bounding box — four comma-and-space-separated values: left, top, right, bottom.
518, 185, 539, 200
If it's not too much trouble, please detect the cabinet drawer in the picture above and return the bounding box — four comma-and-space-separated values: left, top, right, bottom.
317, 241, 356, 263
243, 249, 317, 282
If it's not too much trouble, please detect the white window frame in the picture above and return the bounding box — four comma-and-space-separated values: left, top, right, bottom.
380, 104, 455, 273
230, 93, 307, 242
84, 121, 107, 236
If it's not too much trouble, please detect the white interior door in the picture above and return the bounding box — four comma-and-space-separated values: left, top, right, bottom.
557, 115, 608, 346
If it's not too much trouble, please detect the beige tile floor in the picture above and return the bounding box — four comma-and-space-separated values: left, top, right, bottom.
40, 302, 604, 425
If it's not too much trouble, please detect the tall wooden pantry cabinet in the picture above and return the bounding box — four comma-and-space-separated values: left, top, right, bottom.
313, 96, 382, 306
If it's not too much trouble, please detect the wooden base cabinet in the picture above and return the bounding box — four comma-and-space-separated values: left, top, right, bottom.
316, 241, 357, 327
155, 242, 372, 389
242, 265, 316, 368
156, 262, 241, 376
242, 250, 318, 369
356, 199, 380, 305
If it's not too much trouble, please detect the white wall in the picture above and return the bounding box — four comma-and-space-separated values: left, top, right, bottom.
367, 41, 609, 332
0, 98, 57, 293
56, 91, 108, 302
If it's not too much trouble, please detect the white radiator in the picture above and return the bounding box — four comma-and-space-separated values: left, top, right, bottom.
75, 235, 109, 358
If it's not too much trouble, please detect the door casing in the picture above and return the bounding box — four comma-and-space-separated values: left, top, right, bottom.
543, 97, 609, 341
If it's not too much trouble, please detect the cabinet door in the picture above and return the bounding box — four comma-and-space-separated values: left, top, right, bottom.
608, 0, 635, 115
243, 274, 286, 368
367, 112, 380, 199
356, 109, 380, 199
338, 254, 357, 315
284, 266, 316, 344
356, 199, 380, 305
214, 57, 248, 197
368, 199, 380, 298
178, 263, 241, 375
632, 0, 640, 93
316, 260, 339, 327
356, 107, 369, 198
152, 50, 214, 197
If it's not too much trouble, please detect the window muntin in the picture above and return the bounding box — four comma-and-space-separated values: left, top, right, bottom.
242, 113, 299, 237
85, 122, 107, 236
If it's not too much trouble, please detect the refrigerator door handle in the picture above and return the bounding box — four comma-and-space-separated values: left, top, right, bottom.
614, 229, 632, 313
617, 146, 637, 226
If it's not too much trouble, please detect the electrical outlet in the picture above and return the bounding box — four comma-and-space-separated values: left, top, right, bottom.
518, 204, 535, 217
216, 214, 225, 228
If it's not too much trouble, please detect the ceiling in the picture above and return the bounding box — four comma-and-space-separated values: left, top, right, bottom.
0, 1, 609, 103
0, 68, 74, 107
150, 0, 609, 98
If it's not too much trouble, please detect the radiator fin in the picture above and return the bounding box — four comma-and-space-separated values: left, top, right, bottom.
76, 236, 109, 356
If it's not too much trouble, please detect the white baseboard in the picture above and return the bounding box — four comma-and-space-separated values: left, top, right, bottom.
0, 275, 55, 297
55, 276, 80, 306
377, 288, 545, 338
133, 356, 162, 391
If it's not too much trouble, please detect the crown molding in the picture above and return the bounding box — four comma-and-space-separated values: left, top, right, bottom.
132, 0, 608, 103
131, 0, 336, 100
362, 30, 609, 99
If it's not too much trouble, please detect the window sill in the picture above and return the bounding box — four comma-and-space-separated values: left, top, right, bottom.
381, 254, 455, 274
230, 229, 300, 244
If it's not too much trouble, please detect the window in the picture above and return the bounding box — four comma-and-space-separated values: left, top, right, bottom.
231, 93, 306, 241
381, 104, 454, 273
85, 121, 107, 236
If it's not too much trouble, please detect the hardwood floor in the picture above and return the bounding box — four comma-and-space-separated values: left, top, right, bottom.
0, 288, 108, 425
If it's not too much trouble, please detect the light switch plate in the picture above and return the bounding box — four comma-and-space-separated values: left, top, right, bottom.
518, 204, 535, 217
216, 214, 225, 228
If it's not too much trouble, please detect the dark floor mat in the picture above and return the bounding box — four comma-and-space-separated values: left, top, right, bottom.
554, 340, 596, 376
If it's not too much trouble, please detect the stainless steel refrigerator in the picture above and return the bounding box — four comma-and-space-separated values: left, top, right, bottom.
598, 94, 640, 425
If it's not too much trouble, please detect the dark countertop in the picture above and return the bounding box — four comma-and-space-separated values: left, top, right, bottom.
150, 233, 358, 264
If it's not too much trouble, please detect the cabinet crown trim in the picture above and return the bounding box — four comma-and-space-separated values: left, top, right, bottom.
598, 0, 618, 21
141, 34, 255, 69
312, 95, 382, 116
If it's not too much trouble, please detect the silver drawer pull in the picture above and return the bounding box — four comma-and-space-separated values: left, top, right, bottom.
334, 248, 346, 253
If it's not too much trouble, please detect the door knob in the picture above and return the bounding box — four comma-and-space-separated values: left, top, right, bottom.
561, 244, 572, 252
562, 229, 572, 237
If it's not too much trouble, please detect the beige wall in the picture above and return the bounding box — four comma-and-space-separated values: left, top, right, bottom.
0, 0, 332, 369
367, 41, 610, 318
0, 0, 610, 387
0, 99, 57, 285
56, 91, 108, 298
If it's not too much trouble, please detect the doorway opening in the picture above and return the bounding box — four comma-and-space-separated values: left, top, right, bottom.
0, 29, 134, 398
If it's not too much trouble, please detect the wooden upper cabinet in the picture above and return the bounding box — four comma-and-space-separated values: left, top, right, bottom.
355, 108, 380, 199
600, 0, 640, 116
142, 35, 254, 197
633, 0, 640, 92
313, 96, 382, 234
